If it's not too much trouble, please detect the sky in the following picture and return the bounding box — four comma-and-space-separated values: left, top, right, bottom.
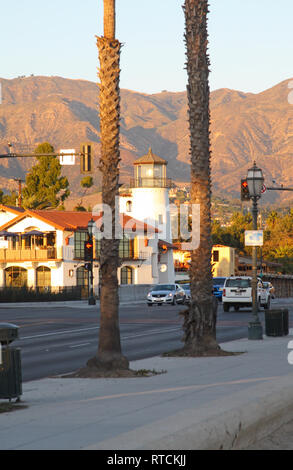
1, 0, 292, 95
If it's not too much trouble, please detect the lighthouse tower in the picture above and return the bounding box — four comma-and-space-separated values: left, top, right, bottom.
130, 148, 175, 283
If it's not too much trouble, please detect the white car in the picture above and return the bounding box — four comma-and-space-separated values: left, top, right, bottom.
147, 283, 186, 306
222, 276, 271, 312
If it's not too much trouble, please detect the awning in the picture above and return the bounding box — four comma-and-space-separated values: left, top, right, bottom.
22, 230, 45, 237
0, 231, 19, 237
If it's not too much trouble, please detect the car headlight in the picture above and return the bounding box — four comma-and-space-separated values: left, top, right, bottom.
147, 293, 152, 298
219, 287, 223, 291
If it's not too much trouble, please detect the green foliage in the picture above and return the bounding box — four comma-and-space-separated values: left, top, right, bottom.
80, 176, 93, 189
212, 212, 252, 253
213, 209, 293, 274
22, 142, 70, 209
74, 204, 87, 212
2, 190, 18, 206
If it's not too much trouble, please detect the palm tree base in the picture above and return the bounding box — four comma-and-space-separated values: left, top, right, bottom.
162, 347, 241, 358
64, 353, 136, 378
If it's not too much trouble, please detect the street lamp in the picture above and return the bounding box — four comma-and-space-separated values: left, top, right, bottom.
246, 162, 264, 340
87, 218, 96, 305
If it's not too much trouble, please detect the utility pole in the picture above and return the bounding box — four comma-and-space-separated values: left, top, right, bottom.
13, 178, 25, 207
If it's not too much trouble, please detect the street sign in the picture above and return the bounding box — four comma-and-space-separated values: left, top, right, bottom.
59, 149, 76, 165
245, 230, 264, 246
261, 184, 266, 194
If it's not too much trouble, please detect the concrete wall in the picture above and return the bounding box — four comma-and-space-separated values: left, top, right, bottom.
118, 284, 154, 302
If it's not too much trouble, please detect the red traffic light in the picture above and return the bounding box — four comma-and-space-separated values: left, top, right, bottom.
84, 240, 94, 261
241, 178, 250, 201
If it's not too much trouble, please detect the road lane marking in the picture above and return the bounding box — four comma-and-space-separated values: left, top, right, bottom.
20, 326, 100, 340
69, 343, 91, 349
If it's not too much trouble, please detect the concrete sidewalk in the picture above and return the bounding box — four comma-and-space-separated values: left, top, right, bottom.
0, 330, 293, 450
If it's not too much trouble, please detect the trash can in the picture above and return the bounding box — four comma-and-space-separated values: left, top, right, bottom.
264, 309, 289, 337
0, 323, 22, 401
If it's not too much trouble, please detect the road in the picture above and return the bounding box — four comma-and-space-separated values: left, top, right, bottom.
1, 299, 292, 382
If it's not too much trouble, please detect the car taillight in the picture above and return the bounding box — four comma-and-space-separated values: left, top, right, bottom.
223, 289, 226, 297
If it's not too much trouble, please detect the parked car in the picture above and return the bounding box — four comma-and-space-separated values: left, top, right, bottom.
212, 277, 226, 301
147, 283, 186, 306
222, 276, 271, 312
262, 281, 275, 299
181, 283, 191, 304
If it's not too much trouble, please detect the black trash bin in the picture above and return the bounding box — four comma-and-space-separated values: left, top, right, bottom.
264, 309, 289, 337
0, 323, 22, 401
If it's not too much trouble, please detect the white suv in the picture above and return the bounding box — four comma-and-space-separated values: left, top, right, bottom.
222, 276, 270, 312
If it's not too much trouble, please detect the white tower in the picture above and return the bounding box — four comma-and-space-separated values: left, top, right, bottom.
130, 148, 175, 283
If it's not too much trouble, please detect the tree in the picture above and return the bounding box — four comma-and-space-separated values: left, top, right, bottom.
22, 143, 70, 209
74, 176, 94, 211
180, 0, 221, 355
82, 0, 129, 374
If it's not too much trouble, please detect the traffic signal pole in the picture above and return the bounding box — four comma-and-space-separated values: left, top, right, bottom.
0, 144, 93, 174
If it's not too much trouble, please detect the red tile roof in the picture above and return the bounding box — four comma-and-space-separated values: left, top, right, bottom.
0, 209, 159, 234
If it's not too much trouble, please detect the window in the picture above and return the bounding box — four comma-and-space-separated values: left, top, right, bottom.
36, 266, 51, 287
76, 266, 88, 288
121, 266, 133, 285
74, 231, 88, 259
119, 236, 134, 259
5, 266, 27, 287
226, 278, 251, 288
93, 236, 134, 259
213, 250, 219, 262
126, 200, 132, 212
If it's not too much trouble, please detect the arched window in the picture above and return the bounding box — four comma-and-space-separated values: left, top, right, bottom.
76, 266, 88, 288
36, 266, 51, 287
126, 200, 132, 212
121, 266, 133, 285
5, 267, 27, 287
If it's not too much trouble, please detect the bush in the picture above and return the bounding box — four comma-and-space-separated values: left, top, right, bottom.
0, 286, 84, 303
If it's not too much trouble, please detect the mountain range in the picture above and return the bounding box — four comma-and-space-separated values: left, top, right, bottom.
0, 75, 292, 205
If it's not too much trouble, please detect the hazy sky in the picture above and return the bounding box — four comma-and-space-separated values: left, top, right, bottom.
1, 0, 292, 94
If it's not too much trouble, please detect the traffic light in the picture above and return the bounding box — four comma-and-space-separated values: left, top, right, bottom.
241, 178, 250, 201
84, 239, 94, 261
80, 143, 92, 174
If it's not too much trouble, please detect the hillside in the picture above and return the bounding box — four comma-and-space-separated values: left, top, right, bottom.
0, 76, 292, 204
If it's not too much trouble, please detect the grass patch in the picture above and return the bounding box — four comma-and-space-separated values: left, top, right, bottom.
0, 402, 27, 414
134, 368, 167, 377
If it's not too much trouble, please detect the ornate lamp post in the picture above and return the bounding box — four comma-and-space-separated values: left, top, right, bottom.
246, 162, 264, 340
87, 218, 96, 305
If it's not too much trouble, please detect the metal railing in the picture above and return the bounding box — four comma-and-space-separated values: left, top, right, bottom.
130, 177, 172, 189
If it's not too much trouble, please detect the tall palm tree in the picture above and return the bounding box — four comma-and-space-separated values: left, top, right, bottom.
181, 0, 220, 354
86, 0, 129, 372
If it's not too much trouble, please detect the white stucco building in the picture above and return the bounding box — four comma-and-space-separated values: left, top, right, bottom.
0, 149, 176, 291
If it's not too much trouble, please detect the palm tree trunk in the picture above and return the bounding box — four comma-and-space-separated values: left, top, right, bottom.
181, 0, 219, 354
87, 0, 128, 371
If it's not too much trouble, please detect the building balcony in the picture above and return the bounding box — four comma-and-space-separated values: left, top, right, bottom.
0, 247, 61, 262
130, 177, 172, 189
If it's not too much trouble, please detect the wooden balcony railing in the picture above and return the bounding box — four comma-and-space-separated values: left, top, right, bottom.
0, 247, 59, 262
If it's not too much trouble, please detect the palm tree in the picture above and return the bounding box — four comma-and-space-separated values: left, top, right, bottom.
181, 0, 220, 354
86, 0, 129, 372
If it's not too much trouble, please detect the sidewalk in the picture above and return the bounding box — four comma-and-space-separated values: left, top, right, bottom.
0, 330, 293, 450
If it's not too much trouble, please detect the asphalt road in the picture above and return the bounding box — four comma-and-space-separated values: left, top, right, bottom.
1, 299, 292, 382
